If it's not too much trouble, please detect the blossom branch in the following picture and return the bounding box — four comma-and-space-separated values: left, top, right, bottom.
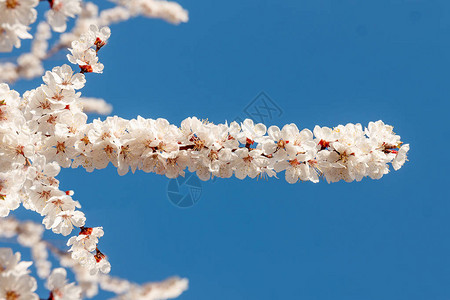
0, 0, 188, 83
0, 217, 189, 299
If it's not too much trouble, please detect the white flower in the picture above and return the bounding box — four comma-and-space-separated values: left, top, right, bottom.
392, 144, 409, 171
42, 81, 79, 105
0, 0, 39, 52
0, 83, 26, 127
46, 210, 85, 236
25, 155, 61, 188
0, 0, 38, 52
317, 141, 362, 183
42, 195, 80, 220
0, 248, 32, 276
161, 151, 189, 179
233, 148, 268, 179
274, 156, 319, 184
45, 0, 82, 32
262, 124, 297, 158
141, 153, 166, 175
365, 120, 401, 148
43, 64, 86, 90
43, 135, 77, 168
0, 171, 25, 217
0, 129, 34, 170
54, 112, 87, 137
0, 0, 38, 25
0, 248, 37, 299
0, 273, 38, 300
0, 23, 32, 52
46, 268, 82, 300
365, 150, 391, 180
87, 24, 111, 50
24, 87, 62, 119
238, 119, 266, 145
313, 125, 339, 150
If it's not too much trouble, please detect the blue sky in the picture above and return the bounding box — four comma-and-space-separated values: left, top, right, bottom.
3, 0, 450, 299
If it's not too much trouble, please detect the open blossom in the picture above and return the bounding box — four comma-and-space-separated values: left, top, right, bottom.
238, 118, 266, 144
43, 64, 86, 90
0, 0, 38, 25
45, 210, 85, 236
0, 23, 33, 52
46, 268, 82, 300
0, 248, 32, 276
0, 171, 25, 217
45, 0, 82, 32
43, 134, 78, 168
42, 195, 81, 220
42, 80, 79, 105
0, 83, 25, 127
233, 148, 266, 179
86, 24, 111, 49
0, 273, 38, 300
392, 144, 410, 171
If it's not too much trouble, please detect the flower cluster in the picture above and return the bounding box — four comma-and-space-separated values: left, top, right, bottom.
0, 218, 189, 299
0, 0, 81, 52
67, 24, 110, 74
0, 0, 39, 52
0, 0, 189, 83
0, 248, 39, 300
0, 21, 52, 82
0, 25, 112, 276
